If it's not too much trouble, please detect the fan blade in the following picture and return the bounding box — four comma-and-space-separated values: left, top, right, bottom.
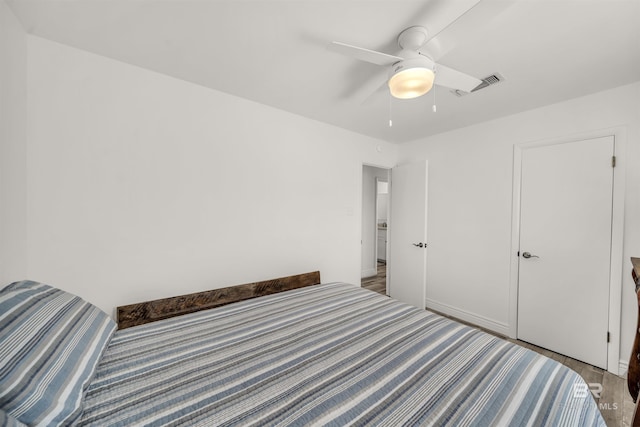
328, 41, 403, 66
434, 64, 482, 92
422, 0, 515, 61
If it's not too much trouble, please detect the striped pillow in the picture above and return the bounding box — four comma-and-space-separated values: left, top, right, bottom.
0, 281, 116, 426
0, 410, 27, 427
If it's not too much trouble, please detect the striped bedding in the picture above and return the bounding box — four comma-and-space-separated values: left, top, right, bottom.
0, 281, 116, 426
79, 282, 605, 426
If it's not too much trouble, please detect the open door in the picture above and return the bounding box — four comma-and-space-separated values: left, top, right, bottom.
388, 161, 428, 309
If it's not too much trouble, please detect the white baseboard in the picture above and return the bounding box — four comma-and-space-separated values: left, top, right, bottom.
619, 360, 628, 377
361, 268, 377, 279
426, 298, 510, 337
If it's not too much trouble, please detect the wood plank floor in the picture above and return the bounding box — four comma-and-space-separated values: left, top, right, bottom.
361, 263, 634, 426
361, 261, 386, 295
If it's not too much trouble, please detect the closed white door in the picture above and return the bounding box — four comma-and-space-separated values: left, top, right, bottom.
517, 136, 614, 369
389, 161, 428, 309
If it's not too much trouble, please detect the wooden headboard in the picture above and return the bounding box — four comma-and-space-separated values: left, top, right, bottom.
117, 271, 321, 330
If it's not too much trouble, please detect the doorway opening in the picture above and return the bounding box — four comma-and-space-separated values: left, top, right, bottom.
361, 165, 390, 295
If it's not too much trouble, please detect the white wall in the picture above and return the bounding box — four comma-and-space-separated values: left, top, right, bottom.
0, 1, 27, 285
361, 165, 388, 278
399, 82, 640, 367
8, 9, 638, 368
24, 36, 398, 316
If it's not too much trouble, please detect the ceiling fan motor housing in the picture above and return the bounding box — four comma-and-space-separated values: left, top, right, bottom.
389, 55, 434, 77
397, 26, 429, 50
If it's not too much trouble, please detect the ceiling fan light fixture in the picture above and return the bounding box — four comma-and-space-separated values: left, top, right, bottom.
388, 66, 435, 99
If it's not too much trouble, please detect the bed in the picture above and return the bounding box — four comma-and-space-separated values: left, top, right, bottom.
1, 272, 606, 426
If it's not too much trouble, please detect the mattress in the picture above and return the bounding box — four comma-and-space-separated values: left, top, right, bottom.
79, 282, 605, 426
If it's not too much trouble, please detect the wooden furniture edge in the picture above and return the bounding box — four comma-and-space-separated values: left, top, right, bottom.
628, 258, 640, 426
116, 271, 321, 330
632, 257, 640, 292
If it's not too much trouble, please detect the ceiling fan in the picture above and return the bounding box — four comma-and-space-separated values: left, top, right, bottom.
327, 3, 495, 102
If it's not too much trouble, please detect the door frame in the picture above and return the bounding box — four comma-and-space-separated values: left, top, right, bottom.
508, 127, 627, 374
360, 163, 392, 294
374, 177, 389, 278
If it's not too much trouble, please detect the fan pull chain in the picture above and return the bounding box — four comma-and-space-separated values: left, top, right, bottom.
388, 93, 393, 127
432, 80, 437, 113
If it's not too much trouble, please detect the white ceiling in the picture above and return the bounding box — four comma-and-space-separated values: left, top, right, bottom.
7, 0, 640, 143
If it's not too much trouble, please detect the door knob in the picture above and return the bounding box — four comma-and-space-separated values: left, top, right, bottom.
522, 252, 539, 259
412, 243, 426, 248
